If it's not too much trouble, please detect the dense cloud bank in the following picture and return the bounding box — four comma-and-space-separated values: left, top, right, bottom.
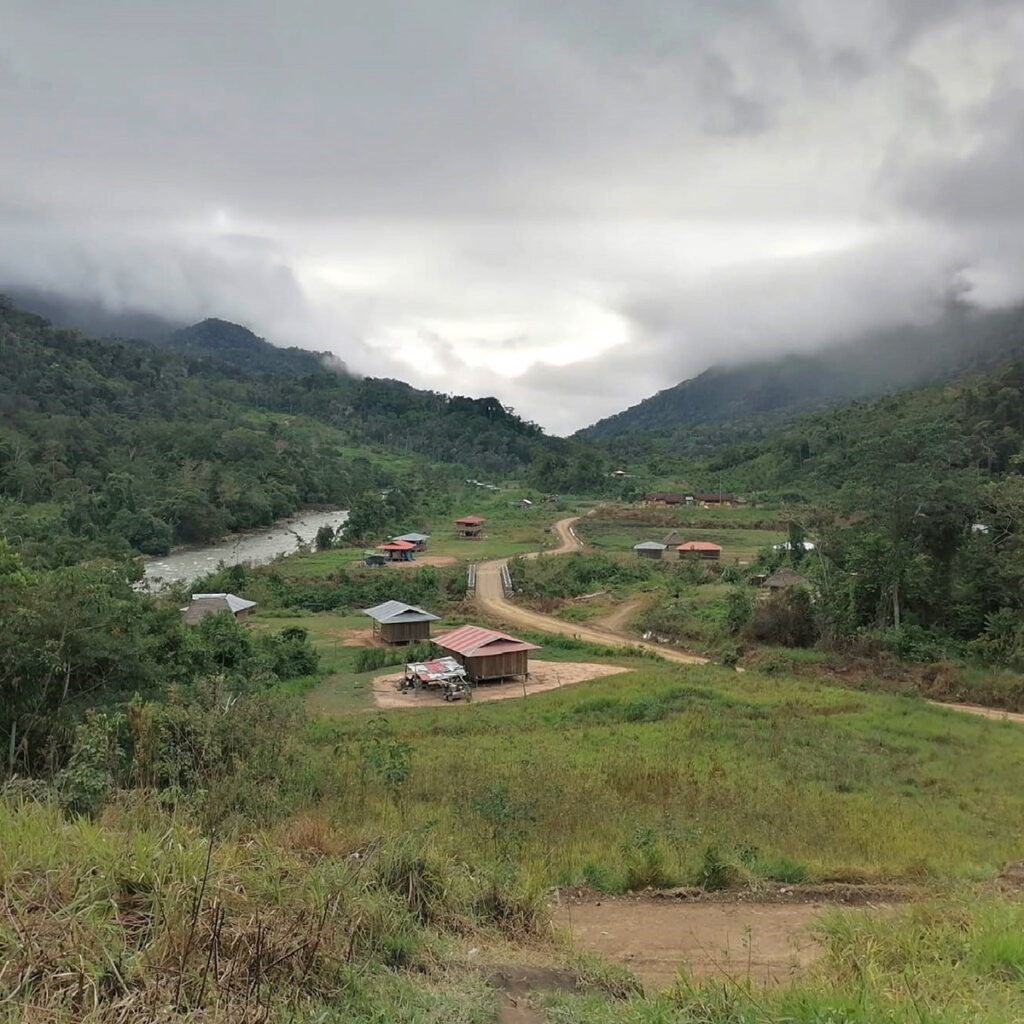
3, 0, 1024, 432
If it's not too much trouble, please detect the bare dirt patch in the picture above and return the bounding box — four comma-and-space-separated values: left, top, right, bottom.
339, 628, 379, 647
371, 661, 628, 709
386, 555, 457, 568
553, 888, 902, 989
555, 898, 821, 988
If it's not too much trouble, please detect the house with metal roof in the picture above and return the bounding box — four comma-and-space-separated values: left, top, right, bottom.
181, 593, 258, 625
633, 540, 667, 559
363, 600, 440, 644
391, 532, 429, 551
677, 541, 722, 561
763, 567, 811, 590
378, 539, 416, 562
433, 624, 539, 682
454, 515, 485, 538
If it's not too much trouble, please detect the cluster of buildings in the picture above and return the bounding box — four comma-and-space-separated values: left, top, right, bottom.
642, 491, 742, 508
634, 539, 723, 561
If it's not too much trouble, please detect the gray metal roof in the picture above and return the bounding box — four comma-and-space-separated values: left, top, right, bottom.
362, 600, 440, 624
633, 541, 667, 550
190, 593, 257, 614
393, 532, 429, 542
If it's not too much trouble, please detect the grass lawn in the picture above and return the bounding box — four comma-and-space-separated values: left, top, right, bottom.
581, 519, 785, 562
300, 657, 1024, 889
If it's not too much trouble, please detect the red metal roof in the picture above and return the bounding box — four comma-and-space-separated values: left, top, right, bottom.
434, 624, 540, 657
455, 515, 484, 525
677, 541, 722, 551
378, 540, 416, 550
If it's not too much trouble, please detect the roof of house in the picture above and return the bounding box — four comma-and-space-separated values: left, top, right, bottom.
378, 540, 416, 551
182, 593, 257, 625
697, 493, 737, 502
363, 600, 440, 624
434, 624, 540, 658
645, 492, 685, 503
406, 656, 467, 682
634, 541, 667, 550
393, 532, 429, 542
764, 567, 811, 588
663, 531, 687, 546
189, 593, 257, 614
455, 515, 485, 525
677, 541, 722, 552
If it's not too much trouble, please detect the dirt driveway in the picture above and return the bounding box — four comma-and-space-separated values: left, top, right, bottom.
372, 660, 628, 709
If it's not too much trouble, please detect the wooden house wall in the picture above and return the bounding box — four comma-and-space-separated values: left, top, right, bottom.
443, 649, 529, 680
378, 620, 431, 644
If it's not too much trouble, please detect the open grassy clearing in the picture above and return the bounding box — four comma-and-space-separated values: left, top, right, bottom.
301, 662, 1024, 889
580, 519, 785, 563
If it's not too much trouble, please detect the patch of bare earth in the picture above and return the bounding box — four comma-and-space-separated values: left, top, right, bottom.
371, 661, 628, 709
386, 555, 457, 568
553, 886, 906, 989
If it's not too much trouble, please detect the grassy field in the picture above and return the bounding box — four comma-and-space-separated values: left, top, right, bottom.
579, 518, 785, 563
300, 659, 1024, 888
273, 499, 580, 579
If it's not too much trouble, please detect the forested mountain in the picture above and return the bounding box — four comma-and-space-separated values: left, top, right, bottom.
685, 358, 1024, 655
0, 297, 602, 566
581, 304, 1024, 444
159, 318, 342, 376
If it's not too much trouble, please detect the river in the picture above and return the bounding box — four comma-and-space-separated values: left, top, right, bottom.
140, 508, 349, 589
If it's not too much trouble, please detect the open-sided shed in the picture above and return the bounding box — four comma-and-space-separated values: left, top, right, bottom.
378, 539, 416, 562
433, 624, 539, 682
363, 600, 440, 644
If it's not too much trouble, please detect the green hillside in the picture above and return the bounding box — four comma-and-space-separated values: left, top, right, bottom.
581, 304, 1024, 447
0, 297, 603, 566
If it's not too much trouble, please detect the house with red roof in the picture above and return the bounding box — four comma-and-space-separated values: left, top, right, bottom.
454, 515, 485, 538
677, 541, 722, 561
377, 539, 417, 561
433, 624, 539, 682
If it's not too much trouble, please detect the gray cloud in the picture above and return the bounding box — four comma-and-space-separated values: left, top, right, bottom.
2, 0, 1024, 432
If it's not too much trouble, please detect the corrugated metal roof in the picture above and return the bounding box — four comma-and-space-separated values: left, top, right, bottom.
455, 516, 484, 525
378, 540, 416, 550
677, 541, 722, 551
633, 541, 667, 550
393, 532, 429, 542
190, 593, 257, 613
434, 624, 539, 657
363, 600, 440, 624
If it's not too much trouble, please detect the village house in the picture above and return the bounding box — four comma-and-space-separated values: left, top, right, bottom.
363, 600, 440, 644
643, 492, 686, 506
697, 492, 737, 507
633, 540, 667, 560
180, 593, 257, 625
663, 530, 687, 547
677, 541, 722, 561
433, 624, 539, 682
391, 532, 429, 551
377, 539, 416, 562
454, 515, 485, 538
763, 567, 811, 590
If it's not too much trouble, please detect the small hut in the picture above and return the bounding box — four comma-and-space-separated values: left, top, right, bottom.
181, 593, 257, 625
763, 567, 811, 590
391, 532, 429, 551
378, 539, 416, 562
663, 531, 687, 547
433, 624, 539, 682
363, 600, 440, 644
677, 541, 722, 561
633, 541, 667, 560
455, 515, 485, 538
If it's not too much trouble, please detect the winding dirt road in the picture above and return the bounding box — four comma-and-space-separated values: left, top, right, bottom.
473, 517, 707, 666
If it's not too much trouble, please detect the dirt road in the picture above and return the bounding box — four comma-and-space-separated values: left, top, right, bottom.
473, 517, 707, 666
555, 897, 824, 987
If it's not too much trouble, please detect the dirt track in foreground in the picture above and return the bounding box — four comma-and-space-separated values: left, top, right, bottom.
473, 517, 707, 666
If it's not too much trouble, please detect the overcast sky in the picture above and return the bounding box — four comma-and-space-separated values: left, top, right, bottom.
3, 1, 1024, 433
